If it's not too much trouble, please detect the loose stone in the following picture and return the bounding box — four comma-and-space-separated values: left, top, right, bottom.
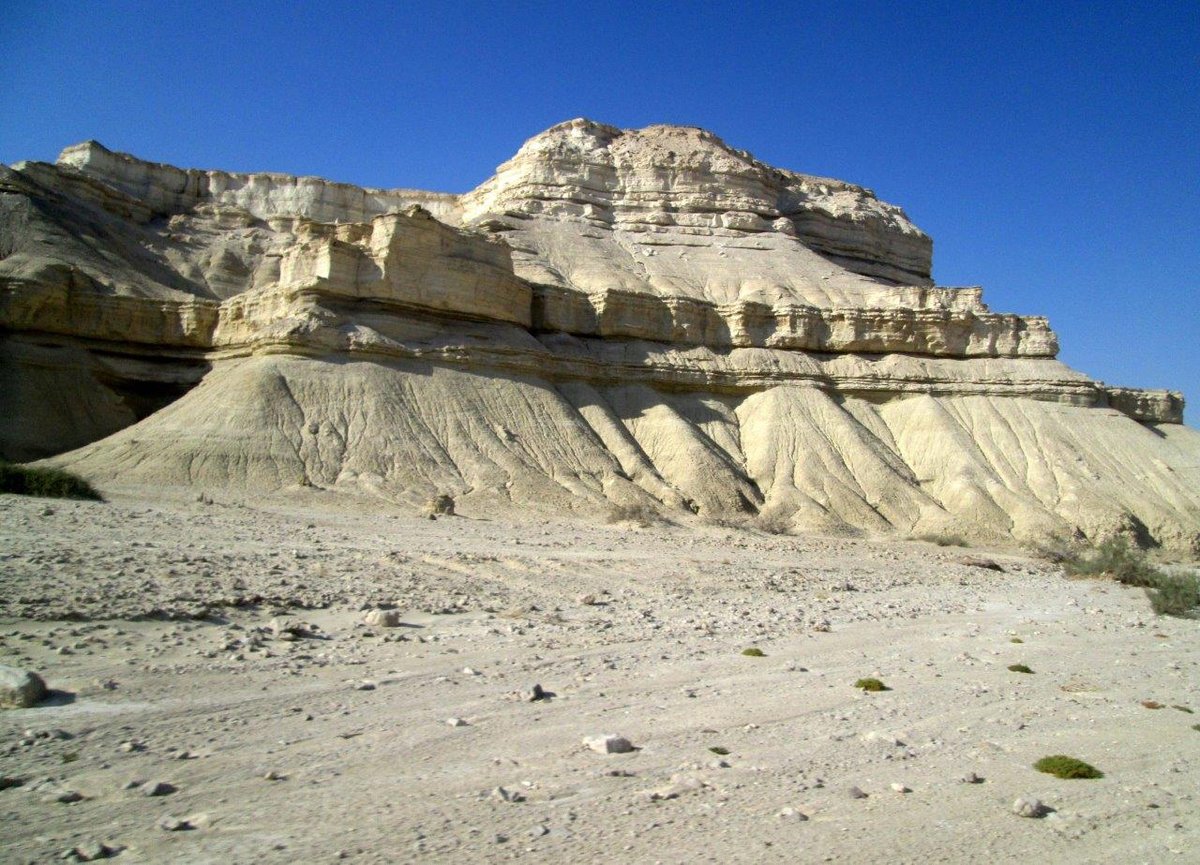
0, 665, 47, 709
1012, 797, 1046, 818
584, 734, 635, 754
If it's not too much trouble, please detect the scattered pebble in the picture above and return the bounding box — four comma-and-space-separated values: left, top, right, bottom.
140, 780, 176, 797
492, 786, 525, 803
66, 841, 123, 861
523, 684, 550, 702
1012, 797, 1046, 818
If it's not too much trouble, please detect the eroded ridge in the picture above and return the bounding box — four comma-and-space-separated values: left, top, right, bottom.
1, 121, 1194, 550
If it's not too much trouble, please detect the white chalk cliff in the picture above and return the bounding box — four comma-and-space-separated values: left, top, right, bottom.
2, 119, 1196, 551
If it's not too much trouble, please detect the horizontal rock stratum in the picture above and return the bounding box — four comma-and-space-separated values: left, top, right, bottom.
1, 119, 1197, 551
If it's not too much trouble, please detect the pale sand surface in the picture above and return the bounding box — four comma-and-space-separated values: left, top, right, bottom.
1, 488, 1197, 864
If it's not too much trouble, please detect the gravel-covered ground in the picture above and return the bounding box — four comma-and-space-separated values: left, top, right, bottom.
1, 487, 1197, 864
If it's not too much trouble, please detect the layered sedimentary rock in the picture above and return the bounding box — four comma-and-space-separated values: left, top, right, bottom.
2, 120, 1196, 551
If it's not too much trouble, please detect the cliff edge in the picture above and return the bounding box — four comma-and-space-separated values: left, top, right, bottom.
1, 121, 1195, 551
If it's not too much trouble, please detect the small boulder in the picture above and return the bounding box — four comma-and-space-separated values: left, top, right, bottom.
584, 734, 635, 754
268, 618, 312, 639
1012, 796, 1046, 818
0, 665, 47, 709
956, 555, 1003, 571
424, 494, 455, 517
363, 609, 402, 628
70, 841, 123, 861
491, 786, 525, 803
523, 683, 550, 702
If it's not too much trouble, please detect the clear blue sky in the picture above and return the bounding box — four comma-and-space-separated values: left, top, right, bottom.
3, 1, 1196, 422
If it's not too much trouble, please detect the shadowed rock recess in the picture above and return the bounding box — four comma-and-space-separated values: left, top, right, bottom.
2, 119, 1197, 550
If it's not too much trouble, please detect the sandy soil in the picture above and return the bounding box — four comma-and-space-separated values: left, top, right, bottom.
1, 488, 1197, 864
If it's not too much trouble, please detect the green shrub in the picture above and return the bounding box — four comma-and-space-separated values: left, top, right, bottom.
1147, 573, 1200, 618
753, 513, 792, 535
1063, 538, 1198, 619
741, 647, 765, 657
917, 533, 969, 548
1173, 705, 1194, 714
854, 678, 889, 692
1008, 664, 1034, 674
605, 502, 659, 528
1062, 537, 1158, 586
1033, 755, 1103, 779
708, 746, 730, 755
1009, 637, 1024, 644
0, 462, 102, 501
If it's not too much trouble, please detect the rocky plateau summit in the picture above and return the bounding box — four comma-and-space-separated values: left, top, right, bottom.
1, 119, 1197, 551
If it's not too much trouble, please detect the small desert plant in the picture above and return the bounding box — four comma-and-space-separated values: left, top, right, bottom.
1008, 664, 1034, 674
917, 532, 970, 548
1141, 700, 1164, 709
605, 502, 659, 528
753, 512, 792, 535
1146, 572, 1200, 618
1063, 538, 1198, 619
1192, 724, 1200, 732
1062, 537, 1158, 586
741, 647, 765, 657
1174, 705, 1194, 714
854, 678, 890, 692
0, 461, 103, 501
1009, 637, 1024, 644
423, 493, 455, 517
708, 746, 730, 755
1033, 755, 1103, 779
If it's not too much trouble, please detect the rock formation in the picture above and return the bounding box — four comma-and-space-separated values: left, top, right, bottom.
2, 119, 1197, 551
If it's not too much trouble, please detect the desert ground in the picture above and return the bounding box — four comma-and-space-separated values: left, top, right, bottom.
1, 487, 1197, 864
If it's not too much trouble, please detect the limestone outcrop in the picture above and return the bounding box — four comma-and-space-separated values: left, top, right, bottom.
2, 120, 1196, 551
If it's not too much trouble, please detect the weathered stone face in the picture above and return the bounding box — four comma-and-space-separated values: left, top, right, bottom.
0, 121, 1195, 551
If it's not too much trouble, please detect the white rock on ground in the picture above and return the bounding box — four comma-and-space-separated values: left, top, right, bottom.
0, 665, 47, 709
363, 609, 402, 628
1012, 797, 1047, 818
584, 734, 635, 754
